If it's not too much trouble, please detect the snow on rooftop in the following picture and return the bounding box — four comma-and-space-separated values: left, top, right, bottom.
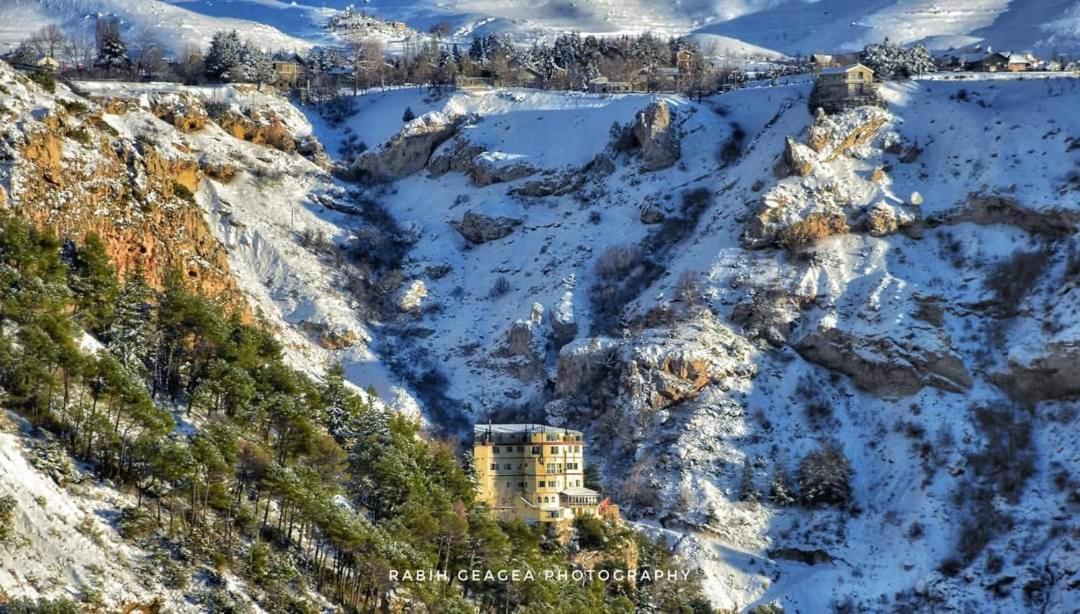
473, 423, 583, 436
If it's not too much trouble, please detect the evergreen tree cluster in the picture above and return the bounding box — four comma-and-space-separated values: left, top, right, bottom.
93, 17, 130, 72
860, 38, 937, 80
0, 213, 711, 612
203, 30, 275, 85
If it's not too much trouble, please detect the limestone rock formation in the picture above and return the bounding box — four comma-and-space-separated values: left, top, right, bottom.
451, 211, 522, 245
151, 93, 208, 133
214, 109, 296, 152
427, 137, 486, 177
556, 313, 756, 413
469, 152, 537, 186
632, 101, 681, 171
793, 326, 972, 397
783, 136, 817, 177
353, 111, 463, 182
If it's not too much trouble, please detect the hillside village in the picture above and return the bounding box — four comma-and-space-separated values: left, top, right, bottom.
1, 4, 1079, 613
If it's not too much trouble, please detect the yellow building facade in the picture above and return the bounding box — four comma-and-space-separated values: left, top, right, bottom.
474, 424, 602, 523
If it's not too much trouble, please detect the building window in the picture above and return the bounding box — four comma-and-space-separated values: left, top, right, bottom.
504, 463, 511, 470
547, 464, 556, 472
490, 463, 497, 470
517, 446, 523, 452
518, 482, 525, 488
556, 464, 563, 472
539, 480, 546, 488
493, 446, 500, 454
531, 446, 540, 455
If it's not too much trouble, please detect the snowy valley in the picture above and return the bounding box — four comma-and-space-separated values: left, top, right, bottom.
1, 41, 1077, 611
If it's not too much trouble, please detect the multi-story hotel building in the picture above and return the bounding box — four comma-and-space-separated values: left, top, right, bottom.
473, 424, 603, 523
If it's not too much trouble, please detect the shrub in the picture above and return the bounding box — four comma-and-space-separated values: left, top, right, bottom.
779, 213, 849, 253
173, 182, 196, 202
0, 494, 16, 541
489, 276, 511, 297
595, 244, 642, 280
59, 100, 90, 115
574, 515, 610, 550
29, 68, 56, 93
986, 249, 1050, 317
117, 506, 156, 540
402, 106, 416, 122
797, 444, 853, 508
0, 597, 81, 613
68, 127, 93, 146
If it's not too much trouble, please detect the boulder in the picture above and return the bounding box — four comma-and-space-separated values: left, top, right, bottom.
394, 279, 428, 312
995, 343, 1080, 402
549, 290, 578, 348
427, 137, 486, 177
632, 101, 681, 171
353, 111, 462, 182
783, 136, 817, 177
862, 201, 916, 237
556, 313, 756, 413
793, 326, 972, 397
469, 152, 537, 186
451, 211, 522, 244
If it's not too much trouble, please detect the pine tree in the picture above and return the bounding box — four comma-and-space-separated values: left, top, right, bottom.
248, 46, 277, 89
768, 461, 796, 506
68, 233, 119, 335
797, 444, 853, 507
402, 106, 415, 122
204, 30, 245, 82
106, 271, 152, 377
738, 456, 760, 502
94, 30, 130, 72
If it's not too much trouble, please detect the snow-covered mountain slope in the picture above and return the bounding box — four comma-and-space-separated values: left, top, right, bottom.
0, 414, 197, 611
287, 77, 1074, 610
18, 0, 1080, 59
0, 0, 312, 55
2, 56, 1077, 610
209, 0, 1080, 54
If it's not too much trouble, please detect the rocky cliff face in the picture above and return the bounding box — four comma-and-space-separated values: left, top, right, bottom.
1, 69, 243, 307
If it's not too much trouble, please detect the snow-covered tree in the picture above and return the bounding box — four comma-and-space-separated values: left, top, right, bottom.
739, 456, 760, 502
107, 272, 152, 378
247, 46, 277, 89
769, 461, 796, 506
797, 443, 854, 507
204, 30, 245, 81
861, 39, 936, 80
94, 18, 130, 72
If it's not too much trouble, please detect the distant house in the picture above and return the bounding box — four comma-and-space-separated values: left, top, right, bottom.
976, 52, 1010, 72
35, 55, 60, 72
587, 76, 633, 94
509, 66, 543, 88
817, 64, 875, 97
810, 63, 881, 113
675, 48, 698, 73
272, 53, 302, 86
1006, 54, 1033, 71
455, 75, 496, 90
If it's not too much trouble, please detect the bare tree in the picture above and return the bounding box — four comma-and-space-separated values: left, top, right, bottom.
177, 44, 205, 85
345, 36, 384, 94
29, 25, 68, 60
63, 31, 97, 73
